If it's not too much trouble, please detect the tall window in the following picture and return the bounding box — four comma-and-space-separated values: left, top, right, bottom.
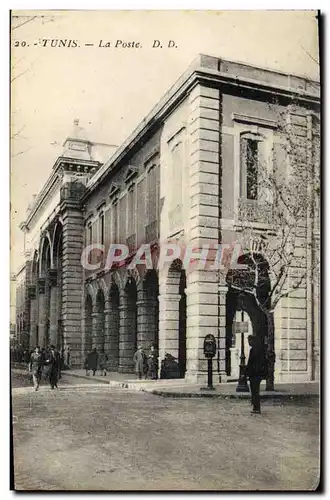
147, 166, 157, 224
171, 141, 183, 208
240, 135, 260, 200
88, 223, 92, 245
99, 212, 105, 245
246, 139, 258, 200
112, 202, 118, 244
127, 185, 136, 237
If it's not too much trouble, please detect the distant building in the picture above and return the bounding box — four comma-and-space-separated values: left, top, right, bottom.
17, 55, 320, 383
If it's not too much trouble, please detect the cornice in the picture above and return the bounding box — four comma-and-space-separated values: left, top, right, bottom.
84, 62, 319, 200
22, 172, 61, 231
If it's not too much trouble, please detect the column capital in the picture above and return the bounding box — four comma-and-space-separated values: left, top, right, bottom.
27, 285, 37, 300
38, 278, 46, 294
48, 269, 58, 287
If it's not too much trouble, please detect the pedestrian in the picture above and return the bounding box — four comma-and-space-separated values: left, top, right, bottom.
98, 350, 108, 376
246, 335, 268, 415
41, 347, 50, 382
87, 348, 98, 376
64, 346, 71, 369
28, 346, 42, 391
147, 345, 158, 380
45, 345, 61, 389
133, 345, 146, 380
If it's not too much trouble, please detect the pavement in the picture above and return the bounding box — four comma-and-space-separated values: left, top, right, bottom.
59, 368, 320, 400
12, 379, 320, 491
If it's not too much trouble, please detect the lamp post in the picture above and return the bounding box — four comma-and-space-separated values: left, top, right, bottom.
236, 311, 249, 393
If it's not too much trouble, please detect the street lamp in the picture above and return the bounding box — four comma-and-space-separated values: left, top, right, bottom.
236, 310, 249, 393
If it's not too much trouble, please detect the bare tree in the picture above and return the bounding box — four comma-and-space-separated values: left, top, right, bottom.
225, 103, 320, 390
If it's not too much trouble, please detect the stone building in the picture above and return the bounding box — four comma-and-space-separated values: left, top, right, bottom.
17, 54, 320, 383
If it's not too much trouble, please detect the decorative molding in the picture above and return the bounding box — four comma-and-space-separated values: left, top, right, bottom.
96, 199, 107, 212
232, 113, 277, 129
125, 166, 138, 184
108, 183, 120, 199
144, 149, 160, 167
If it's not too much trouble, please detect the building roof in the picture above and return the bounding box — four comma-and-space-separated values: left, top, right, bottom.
86, 53, 320, 196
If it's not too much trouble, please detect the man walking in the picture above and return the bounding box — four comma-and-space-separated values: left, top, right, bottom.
46, 345, 61, 390
246, 335, 268, 415
133, 346, 146, 380
28, 346, 42, 391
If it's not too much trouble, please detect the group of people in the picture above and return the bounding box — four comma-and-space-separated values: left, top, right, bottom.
28, 345, 61, 391
25, 335, 267, 413
133, 345, 158, 380
83, 345, 159, 380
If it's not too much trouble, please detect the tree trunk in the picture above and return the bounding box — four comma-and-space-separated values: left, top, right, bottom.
265, 310, 275, 391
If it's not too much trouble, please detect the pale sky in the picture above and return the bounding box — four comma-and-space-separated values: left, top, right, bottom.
11, 10, 320, 272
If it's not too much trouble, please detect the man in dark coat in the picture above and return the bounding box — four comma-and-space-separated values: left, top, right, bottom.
246, 335, 268, 415
45, 345, 61, 389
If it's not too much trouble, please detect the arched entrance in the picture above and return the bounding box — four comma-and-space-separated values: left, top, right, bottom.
162, 259, 187, 379
84, 294, 93, 356
119, 278, 137, 372
225, 253, 271, 377
107, 283, 120, 370
139, 269, 159, 351
39, 237, 51, 347
94, 289, 105, 352
52, 222, 63, 351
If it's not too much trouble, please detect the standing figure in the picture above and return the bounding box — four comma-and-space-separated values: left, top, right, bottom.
98, 350, 108, 376
133, 346, 146, 380
147, 345, 158, 380
28, 346, 42, 391
246, 335, 268, 415
45, 345, 61, 389
87, 348, 98, 376
64, 346, 71, 369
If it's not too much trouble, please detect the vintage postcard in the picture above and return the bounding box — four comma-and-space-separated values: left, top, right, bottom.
10, 10, 320, 491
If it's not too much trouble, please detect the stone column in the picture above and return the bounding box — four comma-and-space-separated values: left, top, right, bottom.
118, 291, 136, 373
37, 278, 47, 348
137, 287, 158, 349
49, 269, 58, 347
93, 305, 105, 353
92, 305, 98, 350
184, 83, 223, 384
83, 310, 93, 357
28, 285, 38, 349
61, 189, 85, 367
105, 306, 119, 371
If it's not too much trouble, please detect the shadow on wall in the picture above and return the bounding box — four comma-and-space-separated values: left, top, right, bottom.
160, 353, 180, 379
